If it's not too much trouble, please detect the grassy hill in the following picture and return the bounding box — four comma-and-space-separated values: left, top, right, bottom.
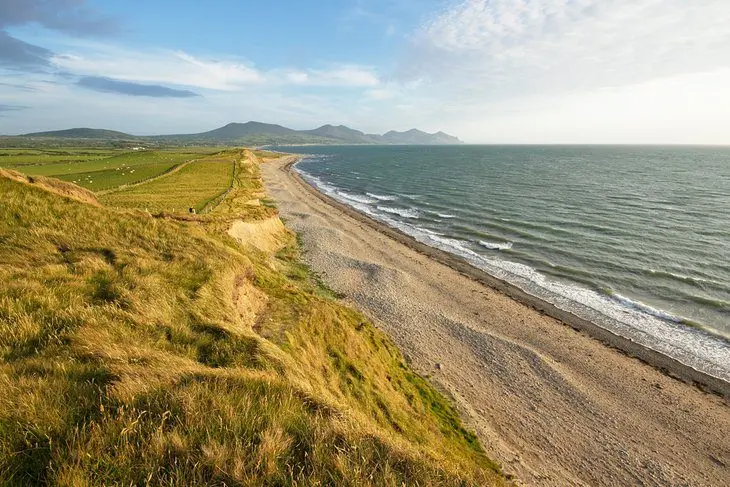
0, 149, 507, 485
197, 122, 299, 138
14, 123, 464, 146
302, 124, 377, 144
22, 128, 137, 140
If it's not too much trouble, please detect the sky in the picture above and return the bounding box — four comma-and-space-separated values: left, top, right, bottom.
1, 0, 729, 143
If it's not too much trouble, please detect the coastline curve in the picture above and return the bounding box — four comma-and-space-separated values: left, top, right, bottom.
282, 155, 730, 400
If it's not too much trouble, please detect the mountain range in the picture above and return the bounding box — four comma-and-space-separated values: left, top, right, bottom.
18, 122, 463, 146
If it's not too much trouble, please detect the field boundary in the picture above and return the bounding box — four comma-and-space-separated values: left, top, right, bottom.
198, 154, 239, 214
96, 157, 202, 195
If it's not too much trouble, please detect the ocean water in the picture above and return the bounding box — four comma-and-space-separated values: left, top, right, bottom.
289, 145, 730, 381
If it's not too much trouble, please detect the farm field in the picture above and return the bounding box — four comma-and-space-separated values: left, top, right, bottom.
0, 148, 218, 191
99, 152, 237, 213
0, 148, 119, 159
0, 153, 113, 165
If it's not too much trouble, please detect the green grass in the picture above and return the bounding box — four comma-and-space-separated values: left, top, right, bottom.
0, 153, 113, 165
0, 148, 117, 155
18, 151, 191, 175
0, 148, 120, 160
55, 162, 180, 192
0, 152, 508, 486
99, 153, 236, 213
0, 149, 219, 192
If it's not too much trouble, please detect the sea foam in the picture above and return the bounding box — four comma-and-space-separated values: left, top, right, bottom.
377, 206, 420, 219
294, 159, 730, 383
366, 192, 397, 201
479, 240, 513, 251
337, 191, 377, 204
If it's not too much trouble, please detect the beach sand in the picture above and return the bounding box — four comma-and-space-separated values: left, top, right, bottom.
262, 156, 729, 486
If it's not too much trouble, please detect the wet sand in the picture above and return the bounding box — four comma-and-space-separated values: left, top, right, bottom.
262, 156, 729, 486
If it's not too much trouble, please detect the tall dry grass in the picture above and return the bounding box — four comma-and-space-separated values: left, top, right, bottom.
0, 153, 509, 486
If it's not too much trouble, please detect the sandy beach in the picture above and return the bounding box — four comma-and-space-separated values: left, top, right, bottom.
262, 156, 729, 486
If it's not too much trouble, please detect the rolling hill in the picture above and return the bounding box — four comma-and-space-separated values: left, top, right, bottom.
302, 124, 377, 144
17, 122, 463, 146
192, 121, 299, 139
381, 129, 462, 145
22, 128, 136, 140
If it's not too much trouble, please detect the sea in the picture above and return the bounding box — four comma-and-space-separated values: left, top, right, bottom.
285, 145, 730, 382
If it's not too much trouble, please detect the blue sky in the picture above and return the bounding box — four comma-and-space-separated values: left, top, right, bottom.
1, 0, 729, 143
87, 0, 428, 67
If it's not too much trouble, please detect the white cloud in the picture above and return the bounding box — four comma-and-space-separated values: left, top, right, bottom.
1, 33, 388, 135
404, 0, 730, 96
421, 68, 730, 144
285, 71, 310, 84
366, 88, 397, 100
0, 74, 351, 135
50, 47, 264, 91
49, 42, 381, 91
366, 0, 730, 143
315, 65, 379, 87
4, 1, 730, 143
280, 65, 380, 87
172, 52, 264, 87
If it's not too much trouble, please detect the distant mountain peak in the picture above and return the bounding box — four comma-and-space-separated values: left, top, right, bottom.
18, 122, 463, 145
304, 124, 370, 142
195, 121, 297, 139
380, 128, 462, 145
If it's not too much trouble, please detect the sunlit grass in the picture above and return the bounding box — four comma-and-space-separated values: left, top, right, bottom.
0, 152, 508, 485
0, 149, 217, 192
99, 153, 236, 213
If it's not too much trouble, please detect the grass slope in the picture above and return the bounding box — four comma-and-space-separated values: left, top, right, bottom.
0, 152, 508, 486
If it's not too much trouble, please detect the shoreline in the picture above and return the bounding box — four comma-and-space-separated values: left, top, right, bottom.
282, 156, 730, 400
263, 154, 729, 485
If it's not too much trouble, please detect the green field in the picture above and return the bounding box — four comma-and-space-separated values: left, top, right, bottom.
55, 162, 180, 192
0, 148, 218, 192
0, 146, 238, 209
99, 153, 236, 212
0, 148, 119, 158
0, 154, 112, 165
0, 148, 120, 167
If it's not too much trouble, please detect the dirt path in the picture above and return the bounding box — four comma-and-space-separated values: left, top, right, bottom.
261, 157, 729, 486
